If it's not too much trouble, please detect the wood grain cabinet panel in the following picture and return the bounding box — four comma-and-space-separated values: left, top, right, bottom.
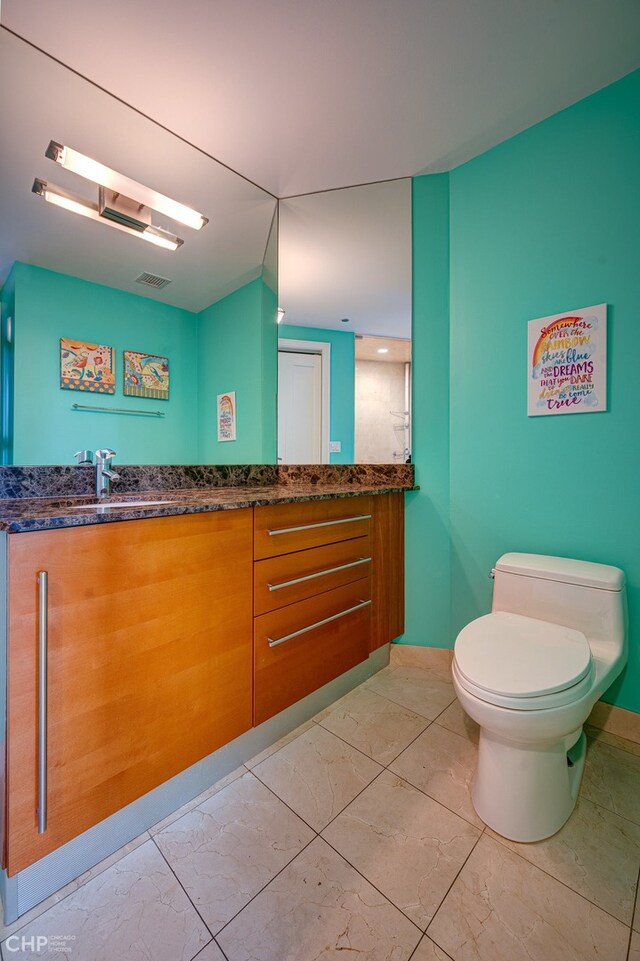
254, 497, 372, 559
254, 535, 371, 615
370, 493, 405, 650
6, 510, 253, 875
254, 578, 371, 724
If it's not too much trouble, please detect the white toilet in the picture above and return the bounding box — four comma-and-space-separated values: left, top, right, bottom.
452, 552, 627, 842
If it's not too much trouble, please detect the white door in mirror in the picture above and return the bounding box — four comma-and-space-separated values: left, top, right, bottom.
278, 351, 323, 463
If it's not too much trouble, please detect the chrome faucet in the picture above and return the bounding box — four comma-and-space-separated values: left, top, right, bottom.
95, 448, 120, 497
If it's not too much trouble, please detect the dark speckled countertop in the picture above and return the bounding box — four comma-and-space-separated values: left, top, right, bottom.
0, 464, 417, 533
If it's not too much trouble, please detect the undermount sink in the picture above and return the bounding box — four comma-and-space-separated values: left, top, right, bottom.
66, 499, 175, 510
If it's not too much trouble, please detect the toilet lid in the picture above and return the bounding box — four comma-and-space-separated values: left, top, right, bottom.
454, 612, 591, 698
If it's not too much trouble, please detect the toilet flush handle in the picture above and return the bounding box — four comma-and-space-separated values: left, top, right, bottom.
489, 568, 496, 579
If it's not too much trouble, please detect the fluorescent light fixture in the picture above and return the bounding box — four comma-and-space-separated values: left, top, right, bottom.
46, 141, 208, 231
277, 307, 286, 324
377, 348, 389, 354
32, 179, 184, 251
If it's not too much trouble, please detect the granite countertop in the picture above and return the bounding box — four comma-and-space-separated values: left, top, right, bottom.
0, 473, 417, 533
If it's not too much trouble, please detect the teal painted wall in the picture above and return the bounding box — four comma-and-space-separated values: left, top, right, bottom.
261, 278, 278, 462
1, 267, 16, 464
402, 175, 451, 648
197, 277, 277, 463
278, 324, 355, 463
408, 69, 640, 713
12, 264, 198, 464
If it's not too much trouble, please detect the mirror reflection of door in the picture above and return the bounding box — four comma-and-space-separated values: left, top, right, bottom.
277, 348, 326, 463
278, 178, 411, 465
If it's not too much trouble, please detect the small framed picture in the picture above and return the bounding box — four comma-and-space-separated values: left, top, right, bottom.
123, 350, 169, 400
60, 338, 115, 394
217, 391, 237, 441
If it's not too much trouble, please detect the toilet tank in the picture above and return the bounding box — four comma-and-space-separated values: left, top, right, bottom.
492, 553, 627, 657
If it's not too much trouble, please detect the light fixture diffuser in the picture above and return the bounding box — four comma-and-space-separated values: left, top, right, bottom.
46, 141, 208, 230
32, 179, 184, 251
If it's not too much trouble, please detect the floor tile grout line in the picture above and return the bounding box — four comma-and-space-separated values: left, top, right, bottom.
245, 764, 325, 835
585, 729, 640, 760
192, 935, 229, 961
407, 936, 454, 961
335, 679, 444, 723
317, 833, 425, 936
153, 766, 323, 939
297, 698, 485, 833
363, 682, 457, 725
484, 795, 640, 926
0, 831, 153, 947
245, 724, 319, 771
477, 829, 638, 932
150, 833, 216, 945
213, 834, 319, 941
380, 703, 640, 906
314, 765, 390, 835
148, 767, 251, 836
587, 732, 640, 762
314, 712, 432, 767
424, 831, 485, 946
384, 767, 486, 833
212, 936, 231, 961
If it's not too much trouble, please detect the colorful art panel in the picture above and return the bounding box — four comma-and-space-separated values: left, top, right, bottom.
217, 391, 237, 441
527, 304, 607, 416
123, 350, 170, 400
60, 338, 115, 394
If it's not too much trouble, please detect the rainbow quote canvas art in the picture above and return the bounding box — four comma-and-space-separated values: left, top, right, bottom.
528, 304, 607, 416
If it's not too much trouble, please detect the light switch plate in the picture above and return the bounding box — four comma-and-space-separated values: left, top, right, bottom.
329, 441, 341, 453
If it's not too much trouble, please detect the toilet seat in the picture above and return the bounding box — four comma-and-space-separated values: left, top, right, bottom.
454, 612, 593, 711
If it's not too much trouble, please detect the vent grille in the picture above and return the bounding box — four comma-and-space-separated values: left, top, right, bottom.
136, 272, 172, 289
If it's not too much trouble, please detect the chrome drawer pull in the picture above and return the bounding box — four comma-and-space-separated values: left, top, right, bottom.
267, 599, 371, 648
37, 571, 48, 834
267, 556, 372, 591
267, 514, 371, 536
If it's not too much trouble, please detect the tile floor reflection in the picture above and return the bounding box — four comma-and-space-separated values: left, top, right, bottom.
2, 659, 639, 961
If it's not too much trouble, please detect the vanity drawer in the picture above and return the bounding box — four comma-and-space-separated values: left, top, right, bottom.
253, 496, 372, 559
254, 577, 371, 724
254, 535, 371, 615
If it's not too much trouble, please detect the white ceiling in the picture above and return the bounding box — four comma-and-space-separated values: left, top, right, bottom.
3, 0, 639, 197
0, 30, 276, 312
1, 2, 638, 335
279, 180, 411, 336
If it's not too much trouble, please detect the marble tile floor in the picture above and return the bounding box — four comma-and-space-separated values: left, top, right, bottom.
2, 661, 640, 961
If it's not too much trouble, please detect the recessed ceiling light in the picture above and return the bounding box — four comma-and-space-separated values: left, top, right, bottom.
377, 347, 389, 354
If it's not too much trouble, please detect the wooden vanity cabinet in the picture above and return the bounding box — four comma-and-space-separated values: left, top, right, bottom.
253, 493, 405, 724
5, 510, 253, 875
3, 490, 405, 876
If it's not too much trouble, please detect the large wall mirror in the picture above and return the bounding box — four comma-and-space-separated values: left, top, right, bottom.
277, 179, 412, 465
0, 28, 277, 466
0, 28, 411, 469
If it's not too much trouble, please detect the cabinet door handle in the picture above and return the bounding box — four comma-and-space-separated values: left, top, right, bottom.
267, 598, 371, 648
37, 571, 48, 834
267, 514, 371, 536
268, 556, 372, 591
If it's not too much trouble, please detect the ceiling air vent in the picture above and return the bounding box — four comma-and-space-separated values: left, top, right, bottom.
135, 272, 172, 289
